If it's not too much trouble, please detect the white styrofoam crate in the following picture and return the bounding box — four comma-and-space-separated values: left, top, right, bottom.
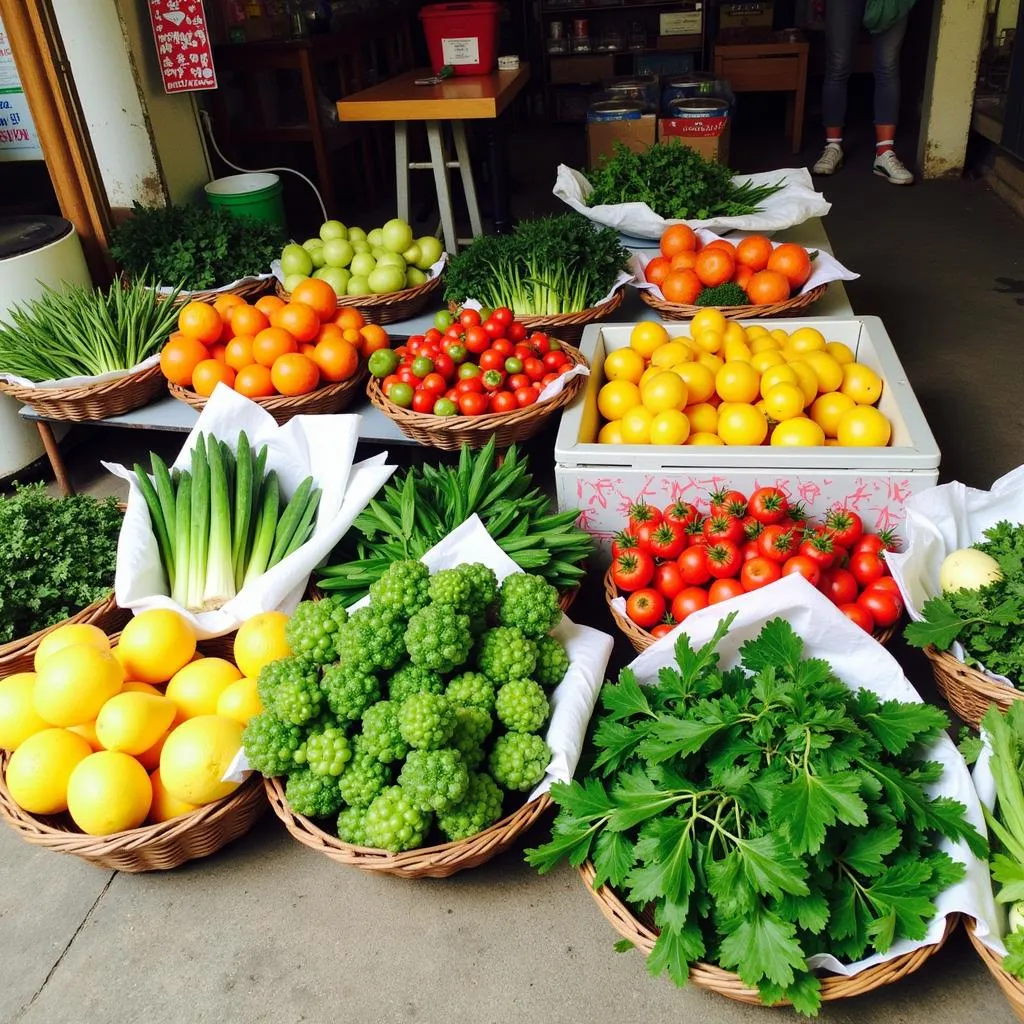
555, 318, 940, 556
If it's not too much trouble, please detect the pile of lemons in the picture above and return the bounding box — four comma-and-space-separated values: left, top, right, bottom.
595, 312, 892, 447
0, 609, 291, 835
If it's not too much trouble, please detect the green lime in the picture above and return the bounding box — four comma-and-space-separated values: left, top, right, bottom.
368, 348, 399, 378
388, 382, 414, 408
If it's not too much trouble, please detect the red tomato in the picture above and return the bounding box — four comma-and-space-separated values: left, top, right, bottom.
705, 540, 742, 579
651, 623, 676, 640
507, 321, 527, 343
529, 332, 550, 353
464, 326, 489, 354
852, 532, 899, 556
823, 506, 864, 549
710, 488, 748, 519
740, 515, 764, 542
507, 373, 530, 391
611, 529, 638, 560
781, 555, 821, 588
424, 328, 442, 344
741, 540, 761, 562
703, 514, 745, 546
481, 369, 506, 392
444, 325, 464, 342
840, 602, 875, 633
653, 562, 685, 601
541, 372, 559, 387
492, 306, 514, 326
757, 525, 799, 563
459, 309, 481, 329
479, 349, 505, 371
421, 372, 448, 395
456, 377, 484, 394
708, 578, 745, 604
412, 389, 435, 414
740, 556, 781, 592
857, 588, 902, 628
798, 532, 835, 570
458, 392, 488, 416
432, 353, 455, 380
626, 588, 666, 629
398, 369, 422, 387
648, 521, 686, 561
663, 500, 698, 530
831, 543, 850, 569
491, 338, 513, 357
543, 350, 568, 371
865, 577, 901, 597
491, 390, 517, 413
482, 318, 504, 340
628, 501, 663, 532
523, 357, 546, 382
684, 519, 707, 547
515, 387, 538, 407
381, 374, 401, 395
407, 335, 425, 352
849, 550, 886, 588
612, 548, 656, 592
747, 486, 789, 525
671, 586, 709, 622
677, 545, 711, 586
821, 567, 858, 606
444, 388, 459, 402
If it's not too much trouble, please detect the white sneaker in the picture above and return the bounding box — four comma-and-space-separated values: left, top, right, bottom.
873, 149, 914, 185
812, 144, 843, 176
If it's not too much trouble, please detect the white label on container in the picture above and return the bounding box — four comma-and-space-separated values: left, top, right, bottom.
660, 10, 703, 34
442, 37, 481, 65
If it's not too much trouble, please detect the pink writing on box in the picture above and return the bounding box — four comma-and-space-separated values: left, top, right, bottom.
148, 0, 218, 94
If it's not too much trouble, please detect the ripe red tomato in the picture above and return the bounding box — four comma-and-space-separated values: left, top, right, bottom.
458, 392, 488, 416
459, 309, 481, 329
671, 586, 709, 622
432, 353, 455, 380
823, 506, 864, 549
840, 602, 875, 633
421, 372, 448, 395
677, 546, 711, 586
507, 321, 527, 343
628, 501, 663, 532
412, 389, 435, 414
479, 349, 505, 371
710, 488, 748, 519
651, 623, 676, 639
482, 318, 505, 340
740, 556, 782, 592
464, 326, 489, 354
781, 555, 822, 588
740, 515, 764, 542
851, 532, 898, 556
653, 562, 685, 601
515, 387, 538, 407
611, 548, 655, 592
684, 519, 707, 547
492, 306, 514, 326
491, 338, 514, 357
705, 540, 742, 579
481, 369, 506, 392
445, 325, 464, 342
381, 374, 401, 395
849, 550, 886, 588
663, 500, 698, 530
611, 529, 638, 559
703, 514, 745, 546
543, 350, 569, 371
757, 525, 798, 563
821, 567, 858, 605
491, 390, 517, 413
747, 486, 789, 525
648, 521, 686, 561
798, 532, 835, 570
529, 332, 551, 353
626, 588, 666, 629
741, 540, 762, 562
865, 577, 901, 597
857, 588, 902, 628
523, 357, 546, 382
456, 377, 484, 394
507, 373, 530, 392
398, 369, 422, 387
708, 578, 745, 604
424, 328, 442, 344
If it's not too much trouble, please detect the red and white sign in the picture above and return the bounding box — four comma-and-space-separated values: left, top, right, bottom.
659, 115, 729, 139
148, 0, 218, 95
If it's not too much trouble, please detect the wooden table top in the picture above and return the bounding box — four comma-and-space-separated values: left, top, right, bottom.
336, 64, 530, 122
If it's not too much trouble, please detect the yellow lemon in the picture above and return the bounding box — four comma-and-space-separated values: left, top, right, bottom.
688, 431, 725, 445
641, 370, 688, 413
722, 321, 748, 347
603, 346, 646, 383
787, 360, 819, 405
749, 334, 782, 354
95, 691, 177, 755
837, 406, 892, 446
716, 402, 768, 446
122, 681, 163, 696
745, 324, 770, 340
759, 362, 798, 397
148, 767, 199, 824
754, 399, 774, 425
840, 363, 883, 405
685, 402, 718, 434
34, 645, 123, 727
673, 362, 716, 404
650, 341, 693, 367
0, 673, 48, 751
787, 327, 827, 353
5, 728, 92, 814
66, 751, 152, 835
770, 328, 790, 344
159, 715, 243, 806
650, 409, 690, 445
723, 341, 753, 363
234, 613, 293, 683
715, 361, 760, 404
802, 351, 844, 393
165, 658, 242, 722
691, 308, 728, 336
34, 623, 110, 672
810, 392, 857, 437
118, 610, 196, 685
597, 379, 641, 421
825, 340, 856, 365
763, 382, 807, 422
136, 730, 170, 772
696, 351, 724, 374
692, 328, 723, 354
620, 405, 654, 444
771, 417, 826, 446
629, 321, 670, 358
68, 721, 104, 752
597, 420, 624, 444
216, 677, 263, 725
750, 349, 785, 373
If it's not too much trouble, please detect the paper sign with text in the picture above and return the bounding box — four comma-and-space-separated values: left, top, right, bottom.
148, 0, 218, 94
0, 14, 42, 161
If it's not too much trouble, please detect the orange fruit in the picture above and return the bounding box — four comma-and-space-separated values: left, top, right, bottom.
213, 293, 245, 321
313, 337, 360, 382
358, 323, 389, 358
660, 223, 697, 258
644, 256, 672, 287
254, 295, 285, 317
234, 363, 276, 398
702, 239, 736, 257
745, 270, 791, 305
229, 304, 270, 338
290, 278, 338, 321
224, 335, 256, 371
299, 343, 317, 357
208, 343, 228, 364
660, 269, 701, 305
252, 327, 298, 367
334, 307, 366, 331
734, 265, 753, 291
160, 336, 208, 387
315, 322, 345, 346
735, 236, 773, 273
695, 249, 735, 288
767, 243, 812, 289
271, 301, 320, 343
191, 359, 236, 397
341, 327, 363, 349
670, 251, 698, 271
177, 302, 222, 344
270, 353, 320, 396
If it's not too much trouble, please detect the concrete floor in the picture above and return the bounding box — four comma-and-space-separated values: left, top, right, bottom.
3, 124, 1024, 1024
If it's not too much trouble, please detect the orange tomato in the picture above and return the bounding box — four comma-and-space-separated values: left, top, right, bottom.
670, 251, 698, 271
659, 223, 697, 258
333, 306, 366, 331
341, 327, 363, 349
734, 265, 753, 291
208, 343, 228, 364
234, 363, 276, 398
213, 294, 245, 321
254, 295, 285, 317
159, 336, 208, 387
299, 343, 317, 357
694, 249, 735, 288
271, 301, 320, 343
661, 269, 702, 305
192, 359, 236, 397
230, 304, 270, 338
252, 327, 298, 367
767, 243, 812, 289
315, 322, 345, 346
358, 323, 390, 358
702, 239, 736, 258
313, 337, 360, 382
644, 256, 672, 288
290, 278, 338, 321
270, 353, 320, 396
745, 269, 791, 305
177, 302, 222, 344
735, 236, 773, 273
224, 334, 256, 371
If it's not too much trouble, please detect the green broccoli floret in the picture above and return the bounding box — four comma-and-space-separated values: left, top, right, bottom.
457, 562, 499, 609
295, 724, 353, 777
495, 679, 550, 734
446, 670, 496, 712
364, 785, 432, 852
437, 771, 505, 842
284, 597, 349, 665
497, 573, 562, 638
360, 700, 409, 763
337, 805, 370, 846
476, 627, 537, 684
242, 711, 303, 776
338, 740, 391, 808
404, 602, 473, 673
534, 635, 570, 689
426, 568, 474, 615
398, 692, 456, 750
450, 706, 492, 769
335, 606, 406, 673
387, 661, 445, 703
696, 282, 749, 306
398, 748, 469, 812
284, 768, 344, 818
321, 664, 381, 722
489, 732, 551, 792
256, 656, 322, 725
368, 559, 431, 619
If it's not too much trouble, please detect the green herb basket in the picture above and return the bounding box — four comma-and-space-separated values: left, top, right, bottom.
923, 645, 1022, 731
638, 283, 827, 321
967, 917, 1024, 1023
275, 274, 442, 326
578, 860, 958, 1006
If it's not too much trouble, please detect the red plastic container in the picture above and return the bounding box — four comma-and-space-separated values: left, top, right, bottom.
419, 2, 501, 77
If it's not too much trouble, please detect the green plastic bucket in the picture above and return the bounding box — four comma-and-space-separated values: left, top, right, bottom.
204, 172, 287, 231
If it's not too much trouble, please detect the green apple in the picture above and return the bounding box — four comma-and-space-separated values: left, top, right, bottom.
347, 226, 367, 243
281, 243, 313, 277
415, 235, 444, 270
351, 240, 370, 255
314, 266, 351, 294
347, 276, 370, 296
308, 245, 327, 269
402, 242, 422, 266
320, 220, 347, 241
322, 238, 354, 268
283, 272, 309, 292
368, 265, 405, 294
366, 228, 385, 247
350, 252, 377, 278
405, 267, 428, 287
382, 218, 414, 254
371, 245, 388, 260
302, 237, 324, 250
376, 251, 406, 271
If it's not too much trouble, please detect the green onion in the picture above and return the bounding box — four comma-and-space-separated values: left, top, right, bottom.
243, 470, 280, 588
134, 463, 175, 595
188, 434, 211, 612
202, 433, 235, 610
171, 471, 192, 608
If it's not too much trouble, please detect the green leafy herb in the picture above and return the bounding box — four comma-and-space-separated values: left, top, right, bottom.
527, 614, 983, 1015
695, 282, 749, 306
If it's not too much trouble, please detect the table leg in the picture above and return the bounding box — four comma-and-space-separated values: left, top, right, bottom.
485, 120, 511, 234
36, 421, 73, 496
299, 49, 335, 214
394, 121, 410, 225
451, 121, 483, 240
426, 120, 458, 254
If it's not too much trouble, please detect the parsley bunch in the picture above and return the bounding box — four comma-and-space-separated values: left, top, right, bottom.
528, 614, 984, 1015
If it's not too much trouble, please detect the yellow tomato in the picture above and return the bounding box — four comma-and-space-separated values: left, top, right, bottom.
762, 382, 806, 422
809, 392, 856, 437
629, 321, 670, 358
754, 399, 774, 424
787, 359, 819, 405
598, 380, 641, 420
640, 365, 664, 388
722, 321, 748, 348
717, 402, 768, 445
770, 328, 790, 344
840, 363, 883, 405
620, 405, 654, 444
692, 328, 723, 354
770, 417, 826, 446
750, 349, 785, 373
787, 327, 827, 353
691, 308, 728, 336
650, 340, 693, 367
723, 341, 753, 363
749, 334, 779, 354
603, 347, 646, 384
825, 340, 856, 365
650, 409, 690, 445
759, 363, 799, 397
715, 361, 760, 404
684, 402, 718, 434
597, 419, 624, 444
696, 351, 724, 374
837, 406, 892, 446
674, 361, 716, 404
688, 431, 725, 445
801, 351, 844, 393
641, 370, 688, 413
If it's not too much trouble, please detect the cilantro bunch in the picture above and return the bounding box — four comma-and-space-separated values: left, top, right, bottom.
528, 613, 984, 1015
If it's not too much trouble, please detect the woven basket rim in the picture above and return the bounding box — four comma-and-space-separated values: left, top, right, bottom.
0, 360, 162, 403
167, 366, 367, 413
277, 272, 441, 308
925, 644, 1023, 704
965, 917, 1024, 1020
638, 282, 827, 319
0, 590, 119, 664
447, 287, 625, 327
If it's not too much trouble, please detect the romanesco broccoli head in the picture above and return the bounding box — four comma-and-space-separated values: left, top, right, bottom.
489, 732, 551, 792
445, 670, 496, 713
387, 661, 445, 704
364, 785, 432, 852
497, 573, 562, 638
437, 771, 505, 842
455, 562, 499, 610
284, 768, 344, 818
294, 724, 353, 777
242, 711, 304, 776
494, 679, 550, 734
426, 562, 497, 616
284, 597, 349, 665
360, 700, 409, 763
321, 664, 381, 723
398, 692, 456, 750
404, 602, 473, 673
368, 559, 431, 619
475, 626, 537, 684
534, 634, 570, 689
398, 747, 469, 812
450, 706, 493, 769
337, 805, 370, 846
256, 656, 323, 725
338, 740, 391, 808
335, 605, 407, 673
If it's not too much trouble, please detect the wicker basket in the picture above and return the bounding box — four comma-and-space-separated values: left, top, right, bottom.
967, 917, 1024, 1023
167, 368, 368, 426
367, 343, 588, 450
578, 860, 956, 1005
276, 274, 442, 326
638, 283, 827, 321
0, 362, 165, 422
265, 774, 551, 878
924, 645, 1022, 730
125, 275, 274, 308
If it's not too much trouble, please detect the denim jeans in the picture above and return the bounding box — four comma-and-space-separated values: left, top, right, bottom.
822, 0, 908, 128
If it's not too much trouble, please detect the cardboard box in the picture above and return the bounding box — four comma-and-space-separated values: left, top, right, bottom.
587, 114, 656, 167
658, 118, 731, 162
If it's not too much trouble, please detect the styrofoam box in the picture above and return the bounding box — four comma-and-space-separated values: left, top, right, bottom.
554, 318, 940, 559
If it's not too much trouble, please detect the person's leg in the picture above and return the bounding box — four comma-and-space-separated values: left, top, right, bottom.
871, 14, 914, 183
814, 0, 867, 174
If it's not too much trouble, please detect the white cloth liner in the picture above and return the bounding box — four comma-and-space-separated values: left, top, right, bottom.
971, 738, 1011, 958
624, 573, 992, 976
105, 386, 396, 639
0, 353, 161, 390
553, 164, 831, 238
